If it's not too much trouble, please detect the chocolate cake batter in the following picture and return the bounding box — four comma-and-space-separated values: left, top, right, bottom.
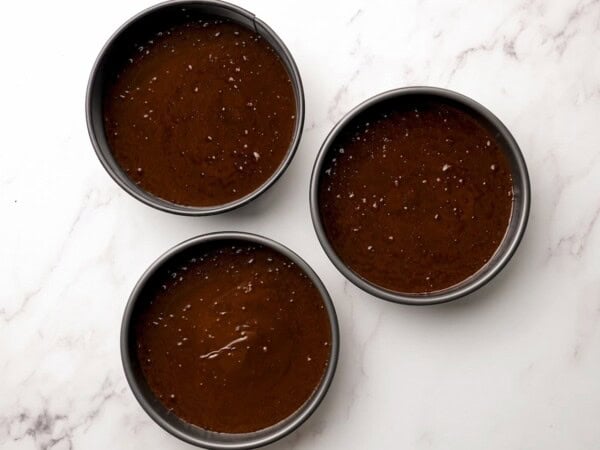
104, 17, 296, 206
318, 97, 514, 293
133, 241, 331, 433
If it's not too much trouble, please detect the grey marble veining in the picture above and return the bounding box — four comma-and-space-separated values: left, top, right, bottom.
1, 0, 599, 448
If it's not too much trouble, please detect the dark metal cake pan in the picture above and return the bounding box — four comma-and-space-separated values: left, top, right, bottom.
310, 86, 530, 305
86, 0, 305, 215
121, 232, 339, 449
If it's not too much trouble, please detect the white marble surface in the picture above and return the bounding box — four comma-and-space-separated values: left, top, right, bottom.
1, 0, 600, 448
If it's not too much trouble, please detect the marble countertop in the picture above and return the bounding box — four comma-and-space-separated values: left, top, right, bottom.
2, 0, 600, 448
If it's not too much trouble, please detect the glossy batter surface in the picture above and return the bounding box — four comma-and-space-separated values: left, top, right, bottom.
104, 17, 296, 206
133, 241, 331, 433
318, 98, 513, 293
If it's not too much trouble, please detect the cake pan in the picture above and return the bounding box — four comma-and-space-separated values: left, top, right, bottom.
121, 232, 339, 449
86, 0, 305, 215
310, 86, 530, 305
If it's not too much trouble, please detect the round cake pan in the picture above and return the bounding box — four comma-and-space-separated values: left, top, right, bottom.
86, 0, 305, 215
310, 86, 530, 305
121, 232, 339, 449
